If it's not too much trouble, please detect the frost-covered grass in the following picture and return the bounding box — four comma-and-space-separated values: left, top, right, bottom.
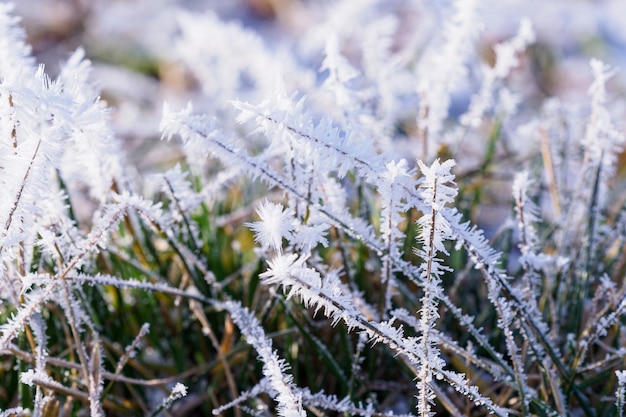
1, 0, 626, 416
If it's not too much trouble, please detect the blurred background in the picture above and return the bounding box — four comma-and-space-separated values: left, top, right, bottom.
11, 0, 626, 234
13, 0, 626, 147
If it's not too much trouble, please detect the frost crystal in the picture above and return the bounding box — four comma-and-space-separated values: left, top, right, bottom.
246, 202, 295, 253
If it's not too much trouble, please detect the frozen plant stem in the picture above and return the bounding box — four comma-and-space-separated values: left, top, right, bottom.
59, 279, 103, 416
417, 181, 437, 417
539, 128, 561, 217
3, 139, 40, 237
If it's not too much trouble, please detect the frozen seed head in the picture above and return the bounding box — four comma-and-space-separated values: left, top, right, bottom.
171, 383, 188, 399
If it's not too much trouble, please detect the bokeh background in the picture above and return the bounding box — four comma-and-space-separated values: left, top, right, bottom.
13, 0, 626, 156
